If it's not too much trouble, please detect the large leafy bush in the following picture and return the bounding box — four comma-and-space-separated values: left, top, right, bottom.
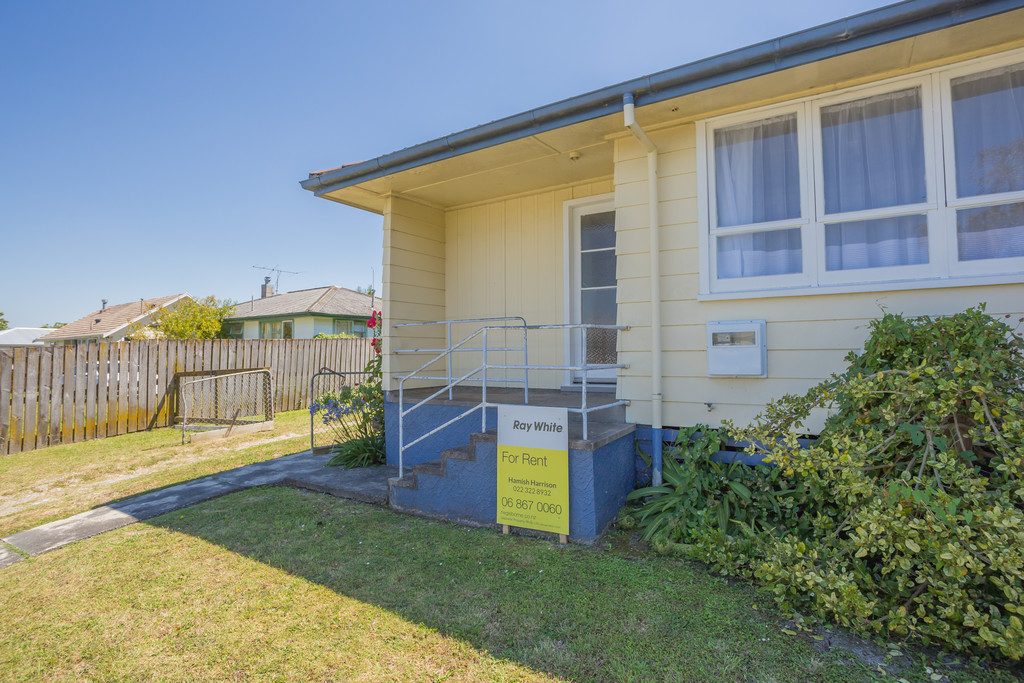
626, 306, 1024, 659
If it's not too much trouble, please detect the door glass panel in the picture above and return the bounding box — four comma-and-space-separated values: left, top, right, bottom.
575, 206, 617, 379
581, 211, 615, 249
581, 288, 616, 325
581, 250, 616, 288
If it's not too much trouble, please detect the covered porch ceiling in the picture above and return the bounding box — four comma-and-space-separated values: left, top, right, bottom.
311, 6, 1024, 215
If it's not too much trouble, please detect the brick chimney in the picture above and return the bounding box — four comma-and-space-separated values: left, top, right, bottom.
261, 276, 274, 298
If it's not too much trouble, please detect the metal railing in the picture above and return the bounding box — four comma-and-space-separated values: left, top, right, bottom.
178, 369, 274, 444
393, 319, 628, 477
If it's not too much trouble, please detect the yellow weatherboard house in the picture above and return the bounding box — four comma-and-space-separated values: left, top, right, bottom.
301, 0, 1024, 542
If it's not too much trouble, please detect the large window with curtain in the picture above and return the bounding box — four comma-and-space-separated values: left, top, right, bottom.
700, 50, 1024, 295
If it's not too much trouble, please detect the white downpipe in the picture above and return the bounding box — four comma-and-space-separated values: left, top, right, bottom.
624, 94, 664, 487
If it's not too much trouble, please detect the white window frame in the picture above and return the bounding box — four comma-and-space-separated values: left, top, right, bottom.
703, 104, 813, 293
697, 47, 1024, 299
938, 56, 1024, 279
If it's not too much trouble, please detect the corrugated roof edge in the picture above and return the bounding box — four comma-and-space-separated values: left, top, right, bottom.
299, 0, 1022, 197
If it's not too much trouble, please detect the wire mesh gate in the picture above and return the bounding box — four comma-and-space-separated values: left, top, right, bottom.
178, 369, 274, 443
309, 367, 372, 453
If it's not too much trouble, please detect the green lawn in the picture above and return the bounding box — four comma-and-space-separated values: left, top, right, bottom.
0, 410, 312, 537
2, 487, 1016, 682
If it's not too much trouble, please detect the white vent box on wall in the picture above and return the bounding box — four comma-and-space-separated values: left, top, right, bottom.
706, 320, 767, 377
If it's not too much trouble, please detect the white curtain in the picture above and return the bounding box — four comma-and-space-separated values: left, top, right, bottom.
825, 216, 928, 271
957, 202, 1024, 261
952, 63, 1024, 262
714, 115, 802, 278
820, 88, 928, 271
714, 114, 800, 227
717, 229, 802, 279
951, 63, 1024, 198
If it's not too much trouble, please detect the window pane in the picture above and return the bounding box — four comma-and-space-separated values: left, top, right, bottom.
821, 88, 926, 214
714, 114, 800, 226
957, 201, 1024, 261
581, 288, 616, 325
283, 321, 293, 340
581, 249, 616, 288
951, 63, 1024, 198
581, 211, 615, 250
717, 228, 802, 279
825, 215, 928, 271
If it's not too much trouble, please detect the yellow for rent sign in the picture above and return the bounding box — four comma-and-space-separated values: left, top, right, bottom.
496, 406, 569, 535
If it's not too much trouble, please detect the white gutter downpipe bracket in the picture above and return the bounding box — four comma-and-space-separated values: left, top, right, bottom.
623, 93, 664, 487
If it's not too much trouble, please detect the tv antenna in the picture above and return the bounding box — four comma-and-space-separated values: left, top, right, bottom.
252, 264, 299, 292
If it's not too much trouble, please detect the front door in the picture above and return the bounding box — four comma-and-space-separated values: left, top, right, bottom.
569, 198, 617, 383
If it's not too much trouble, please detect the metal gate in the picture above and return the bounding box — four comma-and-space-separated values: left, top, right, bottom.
178, 369, 274, 443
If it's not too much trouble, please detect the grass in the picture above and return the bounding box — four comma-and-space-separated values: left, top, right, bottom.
0, 409, 312, 537
2, 487, 1018, 682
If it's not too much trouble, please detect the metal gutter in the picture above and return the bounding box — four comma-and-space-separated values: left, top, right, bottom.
300, 0, 1022, 196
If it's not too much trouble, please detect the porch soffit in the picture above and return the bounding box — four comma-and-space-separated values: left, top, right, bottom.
319, 8, 1024, 215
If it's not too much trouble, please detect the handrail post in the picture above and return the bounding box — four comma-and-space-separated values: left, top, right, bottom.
482, 328, 488, 432
447, 321, 453, 401
399, 380, 405, 478
582, 327, 589, 441
522, 325, 529, 404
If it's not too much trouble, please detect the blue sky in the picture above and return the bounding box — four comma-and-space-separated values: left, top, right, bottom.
0, 0, 888, 326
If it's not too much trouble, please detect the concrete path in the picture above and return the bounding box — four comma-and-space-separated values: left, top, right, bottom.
1, 451, 396, 568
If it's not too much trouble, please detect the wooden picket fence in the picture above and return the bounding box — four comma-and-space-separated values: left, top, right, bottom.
0, 338, 372, 456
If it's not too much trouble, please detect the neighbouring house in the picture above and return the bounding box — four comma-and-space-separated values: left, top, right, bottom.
0, 328, 51, 349
38, 295, 192, 346
300, 0, 1024, 541
222, 278, 374, 340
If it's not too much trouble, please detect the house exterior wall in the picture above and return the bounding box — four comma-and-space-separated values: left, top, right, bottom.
444, 180, 613, 389
383, 195, 447, 390
612, 52, 1024, 432
378, 37, 1024, 433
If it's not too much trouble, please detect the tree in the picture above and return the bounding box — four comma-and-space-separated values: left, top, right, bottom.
126, 296, 235, 340
40, 322, 66, 328
355, 284, 376, 298
0, 312, 7, 331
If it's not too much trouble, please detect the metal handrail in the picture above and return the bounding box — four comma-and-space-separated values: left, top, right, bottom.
395, 319, 629, 478
395, 317, 528, 401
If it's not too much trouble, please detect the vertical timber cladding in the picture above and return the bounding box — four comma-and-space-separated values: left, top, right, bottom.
497, 405, 569, 535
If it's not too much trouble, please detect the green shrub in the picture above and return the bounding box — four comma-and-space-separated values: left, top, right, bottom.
627, 306, 1024, 660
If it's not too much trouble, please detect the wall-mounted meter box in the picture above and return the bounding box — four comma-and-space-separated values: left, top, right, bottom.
706, 320, 767, 377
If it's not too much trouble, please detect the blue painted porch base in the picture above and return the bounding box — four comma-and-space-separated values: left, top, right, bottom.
385, 399, 498, 468
389, 431, 636, 543
634, 425, 778, 486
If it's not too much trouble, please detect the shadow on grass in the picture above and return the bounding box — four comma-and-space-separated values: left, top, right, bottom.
140, 485, 881, 683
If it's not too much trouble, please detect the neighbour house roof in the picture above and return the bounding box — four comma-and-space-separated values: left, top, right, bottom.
225, 287, 374, 322
0, 328, 52, 347
301, 0, 1024, 212
37, 294, 190, 341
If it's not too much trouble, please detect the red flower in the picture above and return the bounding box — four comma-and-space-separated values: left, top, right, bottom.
368, 310, 380, 328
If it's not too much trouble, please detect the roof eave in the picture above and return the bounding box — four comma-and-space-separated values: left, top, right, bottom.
300, 0, 1022, 197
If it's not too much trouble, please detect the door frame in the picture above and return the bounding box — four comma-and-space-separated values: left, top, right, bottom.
562, 193, 617, 386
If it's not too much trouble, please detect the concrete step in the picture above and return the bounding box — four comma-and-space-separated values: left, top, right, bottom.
442, 444, 475, 462
413, 459, 445, 477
